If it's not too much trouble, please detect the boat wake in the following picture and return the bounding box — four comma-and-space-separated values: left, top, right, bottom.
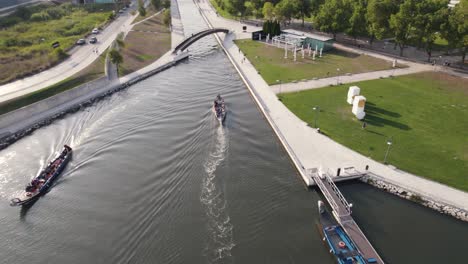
200, 124, 234, 263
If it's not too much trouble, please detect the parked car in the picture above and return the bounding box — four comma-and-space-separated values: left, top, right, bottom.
92, 28, 99, 34
118, 9, 124, 13
76, 39, 86, 45
89, 37, 97, 44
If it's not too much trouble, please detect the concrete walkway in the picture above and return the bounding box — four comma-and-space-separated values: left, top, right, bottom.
0, 3, 140, 103
196, 0, 468, 212
170, 0, 184, 49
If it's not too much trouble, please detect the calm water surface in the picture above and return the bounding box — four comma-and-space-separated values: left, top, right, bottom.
0, 0, 466, 263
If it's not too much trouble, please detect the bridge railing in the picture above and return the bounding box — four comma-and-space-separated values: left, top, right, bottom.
324, 170, 352, 216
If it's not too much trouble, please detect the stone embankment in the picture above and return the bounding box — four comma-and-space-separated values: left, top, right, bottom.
362, 174, 468, 222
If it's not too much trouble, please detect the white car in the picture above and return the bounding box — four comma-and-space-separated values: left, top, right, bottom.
92, 28, 99, 34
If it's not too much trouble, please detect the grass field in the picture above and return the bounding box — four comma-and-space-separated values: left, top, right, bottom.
0, 51, 106, 115
131, 5, 158, 25
120, 13, 171, 76
235, 40, 403, 85
0, 3, 115, 84
280, 72, 468, 191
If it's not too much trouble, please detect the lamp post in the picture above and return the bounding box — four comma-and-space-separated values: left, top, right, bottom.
384, 137, 393, 164
313, 106, 320, 128
336, 68, 340, 85
276, 79, 282, 99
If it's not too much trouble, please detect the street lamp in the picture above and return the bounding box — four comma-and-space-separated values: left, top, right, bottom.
384, 137, 393, 164
336, 68, 340, 85
276, 80, 282, 101
312, 106, 320, 128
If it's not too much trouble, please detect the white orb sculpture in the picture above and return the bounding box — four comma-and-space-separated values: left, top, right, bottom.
347, 86, 360, 105
352, 95, 366, 120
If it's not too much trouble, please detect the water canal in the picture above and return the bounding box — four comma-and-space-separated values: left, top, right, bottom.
0, 0, 467, 263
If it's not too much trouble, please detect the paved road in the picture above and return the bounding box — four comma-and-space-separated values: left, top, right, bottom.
0, 2, 139, 104
197, 0, 468, 212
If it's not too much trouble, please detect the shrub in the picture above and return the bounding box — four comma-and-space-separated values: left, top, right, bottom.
163, 9, 171, 26
53, 48, 68, 60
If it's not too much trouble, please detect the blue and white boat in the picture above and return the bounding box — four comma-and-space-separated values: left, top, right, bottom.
10, 145, 72, 206
318, 200, 370, 264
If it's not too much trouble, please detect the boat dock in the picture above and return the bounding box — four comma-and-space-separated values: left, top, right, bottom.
309, 169, 385, 264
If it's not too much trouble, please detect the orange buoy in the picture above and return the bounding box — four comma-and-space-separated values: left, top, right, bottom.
338, 241, 346, 248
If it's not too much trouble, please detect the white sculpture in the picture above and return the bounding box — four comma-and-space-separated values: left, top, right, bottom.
308, 44, 311, 56
302, 45, 305, 58
347, 86, 360, 104
313, 50, 316, 60
320, 48, 323, 57
352, 95, 366, 120
294, 46, 297, 61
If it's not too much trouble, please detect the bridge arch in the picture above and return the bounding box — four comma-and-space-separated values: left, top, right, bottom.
173, 28, 230, 54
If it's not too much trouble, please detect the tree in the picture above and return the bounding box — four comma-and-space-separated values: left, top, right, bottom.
163, 9, 171, 26
262, 2, 275, 20
346, 0, 368, 42
116, 32, 125, 49
151, 0, 162, 10
310, 0, 325, 17
294, 0, 312, 27
138, 0, 146, 17
314, 0, 352, 39
390, 0, 417, 56
229, 0, 246, 17
275, 0, 295, 25
412, 0, 448, 61
442, 0, 468, 63
109, 49, 123, 66
163, 0, 170, 9
367, 0, 401, 45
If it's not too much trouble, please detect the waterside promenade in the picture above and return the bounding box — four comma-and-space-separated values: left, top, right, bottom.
195, 0, 468, 216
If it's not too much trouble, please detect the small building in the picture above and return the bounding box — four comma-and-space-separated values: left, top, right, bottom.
281, 29, 334, 51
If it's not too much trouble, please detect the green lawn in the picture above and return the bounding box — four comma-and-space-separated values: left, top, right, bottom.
280, 72, 468, 191
120, 12, 171, 76
235, 39, 403, 85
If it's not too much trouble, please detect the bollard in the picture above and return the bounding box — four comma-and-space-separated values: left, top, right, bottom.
337, 168, 341, 176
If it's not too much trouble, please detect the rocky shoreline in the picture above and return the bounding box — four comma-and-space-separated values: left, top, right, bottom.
361, 174, 468, 222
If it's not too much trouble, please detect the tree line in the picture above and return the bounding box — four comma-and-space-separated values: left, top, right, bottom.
213, 0, 467, 62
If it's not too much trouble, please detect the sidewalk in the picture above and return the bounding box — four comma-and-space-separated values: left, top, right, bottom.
197, 0, 468, 212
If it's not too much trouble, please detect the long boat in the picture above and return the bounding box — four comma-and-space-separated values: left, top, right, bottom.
10, 145, 72, 206
317, 200, 374, 264
212, 94, 226, 124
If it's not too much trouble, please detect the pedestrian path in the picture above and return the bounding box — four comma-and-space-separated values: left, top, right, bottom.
196, 0, 468, 212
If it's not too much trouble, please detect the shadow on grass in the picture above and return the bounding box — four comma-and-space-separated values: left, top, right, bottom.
330, 49, 360, 58
366, 102, 401, 118
364, 114, 411, 130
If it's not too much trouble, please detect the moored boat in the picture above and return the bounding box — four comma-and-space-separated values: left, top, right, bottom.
212, 94, 226, 123
317, 200, 369, 264
10, 145, 72, 206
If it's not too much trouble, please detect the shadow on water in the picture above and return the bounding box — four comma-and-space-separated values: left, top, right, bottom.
19, 198, 38, 220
